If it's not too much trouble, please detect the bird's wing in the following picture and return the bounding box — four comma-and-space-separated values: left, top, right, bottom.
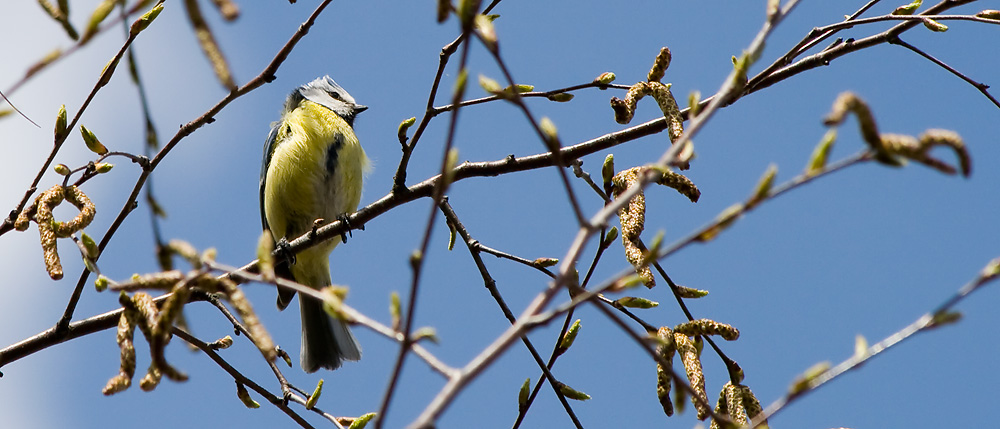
260, 122, 281, 232
260, 121, 298, 310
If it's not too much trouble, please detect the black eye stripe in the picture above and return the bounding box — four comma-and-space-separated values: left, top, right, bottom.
326, 90, 342, 100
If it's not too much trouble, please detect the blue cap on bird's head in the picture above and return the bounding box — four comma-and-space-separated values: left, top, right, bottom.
286, 75, 367, 123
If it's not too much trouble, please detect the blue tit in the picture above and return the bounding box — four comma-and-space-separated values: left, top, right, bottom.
260, 76, 368, 372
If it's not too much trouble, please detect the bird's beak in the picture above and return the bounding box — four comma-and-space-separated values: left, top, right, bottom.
355, 104, 368, 113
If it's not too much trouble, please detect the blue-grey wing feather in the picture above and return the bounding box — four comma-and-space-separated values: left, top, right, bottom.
260, 123, 281, 232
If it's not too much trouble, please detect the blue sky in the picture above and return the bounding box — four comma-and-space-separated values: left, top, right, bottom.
1, 1, 998, 428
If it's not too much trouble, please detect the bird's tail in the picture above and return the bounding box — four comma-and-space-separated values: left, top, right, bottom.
300, 293, 362, 372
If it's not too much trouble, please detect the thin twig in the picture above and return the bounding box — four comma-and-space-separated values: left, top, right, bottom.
172, 327, 319, 429
376, 8, 479, 427
752, 256, 1000, 426
888, 36, 1000, 109
439, 199, 584, 429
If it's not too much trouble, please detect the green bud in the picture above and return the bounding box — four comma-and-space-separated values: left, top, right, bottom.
675, 285, 709, 299
854, 334, 869, 360
95, 162, 114, 173
347, 413, 377, 429
82, 0, 116, 43
447, 221, 457, 251
389, 291, 401, 331
94, 275, 110, 292
643, 230, 665, 265
891, 0, 921, 15
601, 153, 615, 189
976, 10, 1000, 20
81, 232, 100, 259
789, 361, 830, 395
696, 203, 744, 242
603, 226, 619, 245
130, 1, 165, 36
547, 92, 574, 102
475, 14, 497, 50
556, 382, 591, 401
54, 164, 71, 176
539, 117, 559, 149
518, 377, 531, 409
747, 164, 777, 209
478, 75, 502, 95
397, 117, 416, 144
766, 0, 780, 17
806, 130, 836, 176
688, 90, 702, 118
922, 17, 948, 32
615, 274, 645, 290
594, 72, 616, 85
55, 104, 67, 139
236, 382, 260, 408
413, 327, 439, 344
532, 257, 558, 268
928, 311, 962, 328
212, 336, 234, 349
557, 319, 581, 355
80, 125, 108, 155
616, 296, 659, 309
982, 257, 1000, 280
305, 379, 323, 410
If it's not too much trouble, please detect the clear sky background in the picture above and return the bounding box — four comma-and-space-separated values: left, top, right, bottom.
1, 1, 998, 428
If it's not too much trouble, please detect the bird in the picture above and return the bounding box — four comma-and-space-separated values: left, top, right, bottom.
259, 76, 368, 372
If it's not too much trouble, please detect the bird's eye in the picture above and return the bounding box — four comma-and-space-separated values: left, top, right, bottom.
326, 90, 342, 100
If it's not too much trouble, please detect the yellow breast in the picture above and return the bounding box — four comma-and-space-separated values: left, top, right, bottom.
263, 100, 369, 256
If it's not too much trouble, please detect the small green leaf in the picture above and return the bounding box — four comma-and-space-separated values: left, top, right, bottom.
922, 17, 948, 32
130, 1, 165, 36
546, 92, 574, 102
806, 130, 837, 176
976, 10, 1000, 20
478, 75, 502, 95
305, 379, 323, 410
616, 296, 659, 309
55, 104, 67, 139
557, 382, 591, 401
397, 116, 416, 144
601, 153, 615, 190
603, 226, 619, 247
413, 327, 439, 344
891, 0, 922, 15
389, 291, 401, 330
94, 275, 110, 292
95, 162, 114, 173
789, 361, 830, 395
747, 164, 777, 209
518, 377, 531, 409
854, 334, 868, 360
557, 319, 581, 355
80, 125, 108, 155
81, 232, 100, 259
594, 72, 616, 85
532, 257, 558, 268
928, 311, 962, 328
236, 382, 260, 409
347, 413, 377, 429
